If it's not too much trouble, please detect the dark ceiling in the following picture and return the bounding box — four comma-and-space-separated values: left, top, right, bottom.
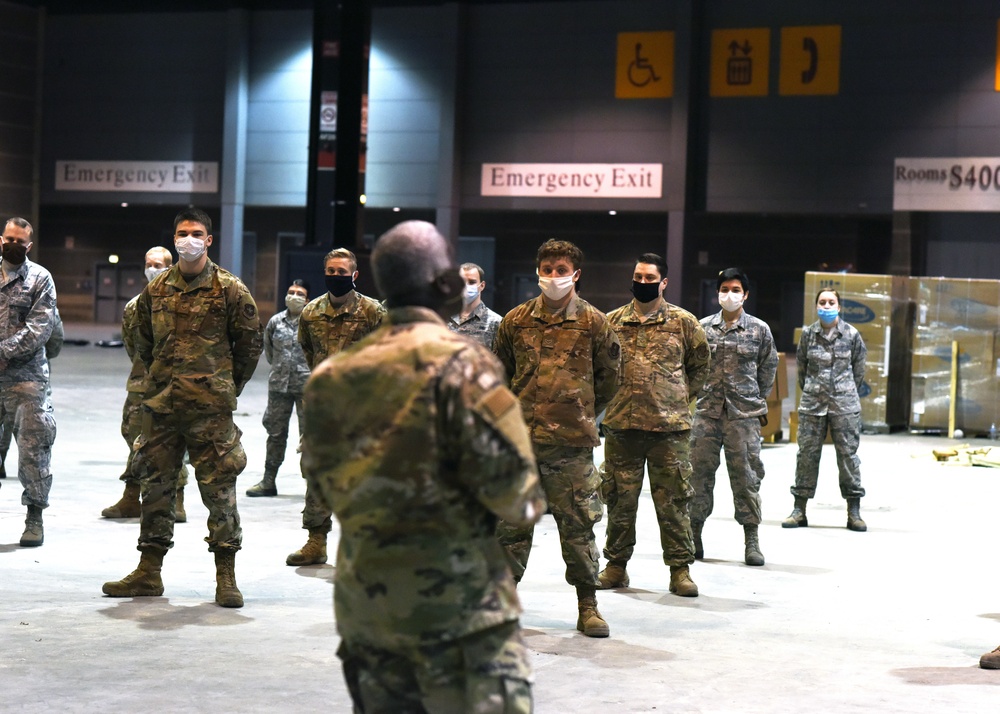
8, 0, 547, 13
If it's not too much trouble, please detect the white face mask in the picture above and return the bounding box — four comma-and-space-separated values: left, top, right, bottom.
537, 273, 576, 301
463, 284, 480, 305
175, 237, 207, 262
718, 292, 744, 312
285, 294, 307, 314
144, 266, 168, 283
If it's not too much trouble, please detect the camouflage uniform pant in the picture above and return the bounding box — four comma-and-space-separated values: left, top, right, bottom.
132, 408, 247, 553
793, 412, 865, 499
496, 443, 602, 588
689, 410, 764, 525
339, 621, 532, 714
601, 428, 695, 567
0, 381, 56, 509
262, 390, 304, 474
120, 392, 188, 487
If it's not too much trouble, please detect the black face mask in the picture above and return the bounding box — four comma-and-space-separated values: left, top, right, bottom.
325, 274, 355, 297
631, 280, 660, 304
1, 241, 28, 265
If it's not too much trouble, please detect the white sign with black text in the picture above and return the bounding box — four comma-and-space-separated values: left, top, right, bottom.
481, 163, 663, 198
55, 161, 219, 193
894, 157, 1000, 211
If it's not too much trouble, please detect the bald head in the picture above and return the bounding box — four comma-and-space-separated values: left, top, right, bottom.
372, 221, 454, 307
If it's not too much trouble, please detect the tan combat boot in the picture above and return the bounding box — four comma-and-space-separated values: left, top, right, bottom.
597, 562, 629, 589
782, 497, 808, 528
20, 505, 43, 547
286, 529, 328, 566
174, 487, 186, 523
102, 482, 142, 519
981, 645, 1000, 670
846, 498, 867, 532
744, 524, 765, 566
214, 550, 244, 608
576, 587, 610, 638
102, 550, 165, 597
669, 565, 699, 597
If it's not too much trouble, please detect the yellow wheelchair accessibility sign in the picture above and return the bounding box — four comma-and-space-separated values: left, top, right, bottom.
616, 32, 674, 99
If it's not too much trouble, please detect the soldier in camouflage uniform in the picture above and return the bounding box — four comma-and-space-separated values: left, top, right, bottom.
101, 246, 189, 521
0, 304, 61, 480
0, 217, 58, 547
598, 253, 710, 597
304, 220, 544, 713
447, 262, 502, 348
103, 208, 262, 608
286, 247, 385, 566
246, 279, 311, 497
783, 289, 868, 532
690, 268, 778, 566
493, 238, 621, 638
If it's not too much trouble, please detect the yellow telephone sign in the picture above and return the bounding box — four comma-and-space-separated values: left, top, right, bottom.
710, 28, 771, 97
616, 32, 674, 99
779, 25, 841, 96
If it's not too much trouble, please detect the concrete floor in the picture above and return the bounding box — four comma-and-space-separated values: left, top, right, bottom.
3, 323, 999, 713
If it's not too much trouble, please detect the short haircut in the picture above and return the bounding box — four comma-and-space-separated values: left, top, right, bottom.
325, 247, 358, 272
717, 267, 749, 292
636, 252, 667, 279
173, 208, 213, 234
816, 288, 841, 305
372, 221, 451, 305
290, 278, 310, 296
536, 238, 583, 270
146, 246, 173, 266
5, 217, 33, 237
459, 262, 485, 282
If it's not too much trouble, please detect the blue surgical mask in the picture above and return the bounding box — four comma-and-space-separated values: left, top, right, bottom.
817, 307, 839, 324
463, 284, 480, 305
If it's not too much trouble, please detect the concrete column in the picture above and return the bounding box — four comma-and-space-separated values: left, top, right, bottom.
435, 3, 463, 250
220, 9, 249, 278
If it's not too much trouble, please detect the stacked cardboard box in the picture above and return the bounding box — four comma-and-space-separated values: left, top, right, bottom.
909, 278, 1000, 433
800, 272, 912, 432
761, 353, 787, 442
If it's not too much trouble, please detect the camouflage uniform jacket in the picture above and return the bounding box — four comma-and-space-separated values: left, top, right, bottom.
695, 310, 778, 419
303, 306, 544, 651
297, 290, 386, 370
122, 295, 146, 394
264, 310, 310, 394
0, 257, 57, 384
134, 260, 263, 414
603, 299, 710, 432
447, 301, 502, 349
493, 294, 621, 447
797, 319, 867, 416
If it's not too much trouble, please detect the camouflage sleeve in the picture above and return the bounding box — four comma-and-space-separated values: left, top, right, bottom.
0, 272, 56, 362
297, 317, 316, 370
592, 316, 621, 415
373, 300, 388, 328
796, 328, 810, 390
684, 318, 711, 400
756, 322, 779, 398
227, 282, 264, 396
851, 329, 867, 392
45, 308, 65, 360
440, 349, 544, 527
492, 317, 516, 385
263, 315, 276, 365
134, 288, 155, 371
122, 300, 139, 360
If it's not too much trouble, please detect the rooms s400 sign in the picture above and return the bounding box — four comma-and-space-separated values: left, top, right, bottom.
894, 157, 1000, 211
